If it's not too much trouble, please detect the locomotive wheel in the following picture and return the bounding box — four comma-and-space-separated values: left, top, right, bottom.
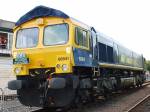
44, 88, 76, 108
73, 92, 83, 108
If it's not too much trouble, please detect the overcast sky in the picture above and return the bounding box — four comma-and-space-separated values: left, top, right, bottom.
1, 0, 150, 60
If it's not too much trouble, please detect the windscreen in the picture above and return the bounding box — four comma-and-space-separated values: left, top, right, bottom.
16, 28, 39, 48
44, 24, 68, 46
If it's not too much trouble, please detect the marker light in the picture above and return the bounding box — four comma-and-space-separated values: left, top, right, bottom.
13, 52, 17, 58
56, 64, 61, 69
66, 47, 71, 54
36, 18, 44, 25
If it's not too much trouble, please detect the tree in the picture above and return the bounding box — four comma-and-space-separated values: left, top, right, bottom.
146, 60, 150, 72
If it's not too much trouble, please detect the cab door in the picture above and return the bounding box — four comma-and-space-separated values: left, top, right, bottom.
73, 27, 93, 67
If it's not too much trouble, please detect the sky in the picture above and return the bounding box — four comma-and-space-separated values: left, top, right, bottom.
0, 0, 150, 60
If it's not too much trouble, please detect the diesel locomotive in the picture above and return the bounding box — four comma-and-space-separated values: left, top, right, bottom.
8, 6, 145, 108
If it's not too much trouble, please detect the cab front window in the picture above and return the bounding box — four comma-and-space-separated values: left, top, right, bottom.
44, 23, 68, 46
16, 28, 39, 48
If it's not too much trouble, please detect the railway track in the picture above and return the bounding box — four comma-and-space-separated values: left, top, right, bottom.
126, 95, 150, 112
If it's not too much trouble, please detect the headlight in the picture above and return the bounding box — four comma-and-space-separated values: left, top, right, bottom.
14, 67, 21, 74
62, 64, 68, 71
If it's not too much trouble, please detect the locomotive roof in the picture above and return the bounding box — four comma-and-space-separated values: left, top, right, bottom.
70, 17, 90, 30
15, 5, 69, 26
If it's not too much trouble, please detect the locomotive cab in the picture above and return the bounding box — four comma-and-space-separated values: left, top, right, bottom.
13, 18, 73, 76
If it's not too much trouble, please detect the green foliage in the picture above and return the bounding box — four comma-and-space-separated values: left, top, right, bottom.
146, 60, 150, 71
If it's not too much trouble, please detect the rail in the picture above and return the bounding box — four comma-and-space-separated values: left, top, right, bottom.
126, 95, 150, 112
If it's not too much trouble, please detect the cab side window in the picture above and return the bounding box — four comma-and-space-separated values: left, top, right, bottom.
76, 27, 88, 48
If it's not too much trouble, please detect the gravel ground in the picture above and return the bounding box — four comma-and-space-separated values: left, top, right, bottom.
1, 98, 41, 112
